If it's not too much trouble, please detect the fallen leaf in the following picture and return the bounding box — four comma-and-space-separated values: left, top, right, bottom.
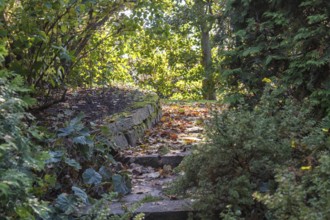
169, 133, 178, 140
183, 139, 197, 145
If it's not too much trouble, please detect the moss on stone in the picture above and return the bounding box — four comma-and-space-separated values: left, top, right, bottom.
129, 93, 159, 110
102, 91, 161, 148
104, 111, 131, 123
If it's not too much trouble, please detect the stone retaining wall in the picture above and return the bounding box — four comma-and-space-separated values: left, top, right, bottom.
105, 93, 161, 148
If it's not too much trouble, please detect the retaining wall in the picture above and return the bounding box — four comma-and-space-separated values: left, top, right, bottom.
104, 93, 162, 148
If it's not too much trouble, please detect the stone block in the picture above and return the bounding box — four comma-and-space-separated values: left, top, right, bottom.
115, 117, 134, 132
113, 132, 129, 149
146, 104, 155, 114
107, 122, 118, 133
131, 106, 150, 125
109, 200, 194, 220
136, 200, 194, 220
144, 117, 153, 129
102, 93, 161, 150
125, 124, 146, 147
123, 153, 189, 168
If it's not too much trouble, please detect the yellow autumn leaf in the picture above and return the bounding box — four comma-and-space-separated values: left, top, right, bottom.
301, 166, 311, 171
262, 77, 272, 83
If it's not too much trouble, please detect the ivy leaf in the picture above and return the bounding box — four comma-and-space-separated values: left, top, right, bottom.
82, 168, 102, 185
99, 166, 112, 180
72, 186, 89, 204
46, 151, 63, 164
0, 183, 10, 198
242, 46, 262, 57
58, 125, 75, 137
112, 174, 131, 195
55, 193, 77, 214
64, 158, 81, 170
73, 136, 87, 145
80, 144, 94, 160
69, 112, 85, 127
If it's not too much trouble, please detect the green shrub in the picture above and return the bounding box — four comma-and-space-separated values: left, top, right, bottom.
174, 89, 328, 219
255, 133, 330, 219
0, 71, 49, 219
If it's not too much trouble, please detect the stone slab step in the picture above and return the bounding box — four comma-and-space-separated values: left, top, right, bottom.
121, 152, 189, 168
110, 199, 194, 220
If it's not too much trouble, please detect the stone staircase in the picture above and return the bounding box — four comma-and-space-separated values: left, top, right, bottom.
108, 102, 210, 219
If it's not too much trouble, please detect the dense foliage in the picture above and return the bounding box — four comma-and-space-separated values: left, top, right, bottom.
1, 0, 140, 108
1, 0, 152, 218
1, 0, 330, 219
175, 89, 330, 219
0, 32, 134, 220
175, 0, 330, 219
218, 0, 330, 111
0, 71, 49, 218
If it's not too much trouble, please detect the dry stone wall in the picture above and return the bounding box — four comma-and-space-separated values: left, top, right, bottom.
106, 93, 161, 148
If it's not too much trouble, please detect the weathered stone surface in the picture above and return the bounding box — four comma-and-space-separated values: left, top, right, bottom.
104, 92, 161, 149
123, 153, 189, 168
107, 122, 118, 133
115, 117, 134, 132
151, 110, 162, 126
136, 200, 194, 220
120, 187, 163, 203
109, 199, 194, 220
125, 123, 147, 147
144, 117, 153, 129
146, 104, 155, 115
131, 106, 150, 125
113, 132, 129, 149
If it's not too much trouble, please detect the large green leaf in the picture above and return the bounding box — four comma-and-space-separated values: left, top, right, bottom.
69, 113, 85, 127
58, 126, 75, 137
112, 174, 131, 195
46, 151, 63, 164
73, 136, 87, 145
72, 186, 89, 204
64, 158, 81, 170
55, 193, 76, 215
99, 166, 112, 181
82, 168, 102, 185
242, 46, 262, 57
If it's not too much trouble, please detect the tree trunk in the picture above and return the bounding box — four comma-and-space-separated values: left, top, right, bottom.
201, 23, 216, 100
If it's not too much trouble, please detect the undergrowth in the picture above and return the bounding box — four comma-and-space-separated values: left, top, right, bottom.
173, 88, 330, 219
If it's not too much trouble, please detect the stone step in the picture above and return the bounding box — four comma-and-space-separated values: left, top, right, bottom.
121, 152, 189, 168
110, 199, 195, 220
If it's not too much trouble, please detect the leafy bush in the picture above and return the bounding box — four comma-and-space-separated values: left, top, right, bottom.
218, 0, 330, 113
37, 113, 132, 218
0, 71, 49, 219
174, 89, 329, 219
0, 77, 132, 218
255, 129, 330, 219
